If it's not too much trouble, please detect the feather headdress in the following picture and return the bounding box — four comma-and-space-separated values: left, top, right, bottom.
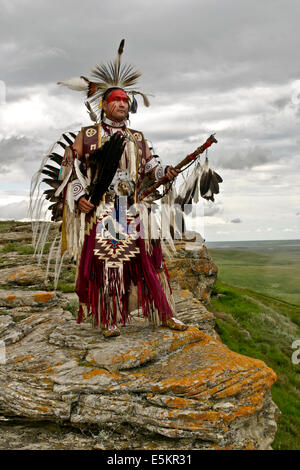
58, 39, 150, 121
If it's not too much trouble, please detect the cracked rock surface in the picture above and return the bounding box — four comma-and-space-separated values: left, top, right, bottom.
0, 290, 279, 450
0, 224, 279, 450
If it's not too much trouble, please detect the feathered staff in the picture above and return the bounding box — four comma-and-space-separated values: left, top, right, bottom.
156, 135, 221, 243
140, 134, 220, 202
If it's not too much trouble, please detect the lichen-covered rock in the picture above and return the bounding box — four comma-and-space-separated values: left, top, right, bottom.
0, 290, 59, 308
0, 232, 33, 243
166, 242, 218, 305
0, 291, 279, 450
0, 265, 45, 286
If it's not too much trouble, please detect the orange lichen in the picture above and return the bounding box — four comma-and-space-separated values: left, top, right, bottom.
162, 396, 192, 409
149, 337, 276, 403
43, 377, 53, 384
7, 272, 17, 281
39, 406, 50, 412
44, 367, 55, 376
7, 295, 16, 302
169, 328, 203, 352
245, 443, 255, 450
14, 354, 33, 363
34, 293, 54, 303
108, 347, 153, 366
81, 368, 119, 380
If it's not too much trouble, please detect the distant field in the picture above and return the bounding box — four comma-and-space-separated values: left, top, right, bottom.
206, 239, 300, 450
206, 240, 300, 306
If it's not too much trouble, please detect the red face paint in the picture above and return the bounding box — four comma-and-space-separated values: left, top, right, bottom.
107, 89, 129, 104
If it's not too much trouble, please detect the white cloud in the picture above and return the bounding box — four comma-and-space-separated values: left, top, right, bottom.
0, 200, 29, 220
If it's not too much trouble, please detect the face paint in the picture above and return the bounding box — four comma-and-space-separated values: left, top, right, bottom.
107, 89, 129, 104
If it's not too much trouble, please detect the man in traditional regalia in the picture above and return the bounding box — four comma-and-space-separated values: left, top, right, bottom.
36, 40, 189, 338
32, 40, 221, 338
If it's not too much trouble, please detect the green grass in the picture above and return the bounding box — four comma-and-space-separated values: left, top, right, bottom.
0, 242, 35, 255
209, 248, 300, 305
207, 244, 300, 450
62, 300, 79, 319
0, 221, 19, 233
56, 266, 76, 293
0, 241, 53, 256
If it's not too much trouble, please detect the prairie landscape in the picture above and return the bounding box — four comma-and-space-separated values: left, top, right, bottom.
207, 239, 300, 450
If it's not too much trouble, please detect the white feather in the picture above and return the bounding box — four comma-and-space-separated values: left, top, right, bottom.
66, 183, 75, 213
74, 159, 89, 190
54, 168, 72, 197
57, 77, 89, 92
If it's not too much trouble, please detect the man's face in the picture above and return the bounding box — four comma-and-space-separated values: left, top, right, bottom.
103, 89, 129, 122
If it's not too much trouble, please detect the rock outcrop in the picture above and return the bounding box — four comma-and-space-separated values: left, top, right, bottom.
165, 242, 218, 305
0, 223, 279, 450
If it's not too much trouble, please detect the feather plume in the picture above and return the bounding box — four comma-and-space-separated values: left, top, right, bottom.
200, 156, 223, 201
44, 189, 60, 203
57, 39, 150, 120
41, 167, 60, 179
133, 91, 150, 107
88, 39, 144, 116
44, 164, 60, 173
87, 81, 98, 98
62, 133, 74, 146
42, 178, 60, 189
49, 153, 63, 165
57, 77, 89, 91
175, 162, 202, 210
85, 101, 98, 123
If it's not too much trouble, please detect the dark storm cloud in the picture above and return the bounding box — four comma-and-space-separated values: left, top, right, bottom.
0, 136, 38, 163
220, 146, 274, 170
2, 0, 300, 95
0, 136, 44, 180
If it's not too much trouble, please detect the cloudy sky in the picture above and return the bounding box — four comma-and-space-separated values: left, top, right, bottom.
0, 0, 300, 241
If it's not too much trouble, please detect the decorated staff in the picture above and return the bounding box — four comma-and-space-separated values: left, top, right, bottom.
140, 134, 219, 202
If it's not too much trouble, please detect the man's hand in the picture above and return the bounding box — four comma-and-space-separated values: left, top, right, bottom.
165, 166, 180, 180
78, 196, 95, 214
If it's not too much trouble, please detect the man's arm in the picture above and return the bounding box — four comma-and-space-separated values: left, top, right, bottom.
144, 141, 179, 181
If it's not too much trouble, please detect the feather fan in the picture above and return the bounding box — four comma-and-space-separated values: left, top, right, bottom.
40, 132, 77, 221
87, 133, 126, 207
